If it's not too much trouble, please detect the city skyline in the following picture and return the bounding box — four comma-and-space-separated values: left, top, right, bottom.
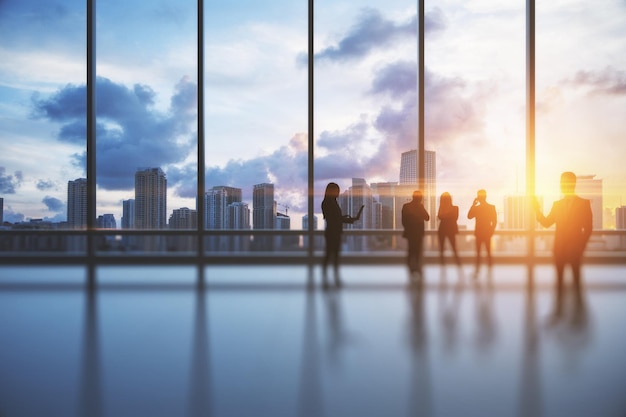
0, 160, 619, 231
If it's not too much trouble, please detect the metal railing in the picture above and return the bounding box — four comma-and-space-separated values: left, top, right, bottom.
1, 229, 625, 265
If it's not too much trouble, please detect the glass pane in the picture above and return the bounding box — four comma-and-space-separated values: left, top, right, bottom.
312, 1, 422, 255
425, 1, 526, 264
0, 0, 86, 255
536, 0, 626, 250
204, 0, 308, 254
96, 0, 198, 253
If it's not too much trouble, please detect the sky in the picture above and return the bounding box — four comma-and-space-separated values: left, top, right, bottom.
1, 0, 625, 228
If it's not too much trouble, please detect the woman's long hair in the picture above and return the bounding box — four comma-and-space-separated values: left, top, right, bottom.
438, 192, 453, 216
324, 182, 340, 200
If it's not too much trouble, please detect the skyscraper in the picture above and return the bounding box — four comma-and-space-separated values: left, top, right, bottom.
122, 199, 135, 229
134, 168, 167, 229
0, 197, 3, 224
253, 183, 276, 229
67, 178, 87, 229
616, 206, 626, 230
576, 174, 603, 230
371, 182, 397, 229
339, 178, 373, 250
226, 202, 250, 230
399, 150, 436, 229
205, 186, 243, 229
399, 150, 417, 185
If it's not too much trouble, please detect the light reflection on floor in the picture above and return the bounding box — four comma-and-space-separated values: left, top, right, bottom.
0, 264, 625, 417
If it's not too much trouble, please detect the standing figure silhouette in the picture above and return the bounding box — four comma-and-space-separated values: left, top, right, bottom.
437, 192, 461, 268
321, 182, 358, 288
402, 190, 430, 281
467, 189, 497, 278
534, 171, 592, 318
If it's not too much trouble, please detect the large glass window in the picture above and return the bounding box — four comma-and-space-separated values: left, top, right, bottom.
1, 0, 625, 261
96, 0, 198, 253
536, 0, 626, 254
0, 0, 86, 253
204, 0, 308, 254
425, 1, 526, 258
314, 0, 418, 255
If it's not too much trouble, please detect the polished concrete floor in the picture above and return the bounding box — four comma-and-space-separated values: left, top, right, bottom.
0, 264, 625, 417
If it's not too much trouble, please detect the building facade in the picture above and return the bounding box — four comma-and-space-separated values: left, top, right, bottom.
134, 168, 167, 230
67, 178, 87, 229
253, 183, 276, 230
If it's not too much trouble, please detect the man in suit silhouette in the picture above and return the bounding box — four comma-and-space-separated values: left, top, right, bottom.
468, 189, 497, 278
402, 190, 430, 279
535, 171, 592, 296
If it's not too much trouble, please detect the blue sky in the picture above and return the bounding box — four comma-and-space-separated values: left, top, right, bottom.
1, 0, 625, 227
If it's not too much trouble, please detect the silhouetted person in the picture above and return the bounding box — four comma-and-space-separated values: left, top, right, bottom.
437, 192, 461, 267
534, 171, 592, 310
402, 190, 430, 280
467, 189, 497, 278
321, 182, 360, 287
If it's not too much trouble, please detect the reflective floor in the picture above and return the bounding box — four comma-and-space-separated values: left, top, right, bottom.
0, 264, 625, 417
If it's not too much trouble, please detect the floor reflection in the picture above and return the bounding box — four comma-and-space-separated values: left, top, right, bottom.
188, 268, 212, 417
0, 264, 624, 417
298, 289, 323, 417
78, 280, 103, 417
518, 282, 542, 417
406, 283, 432, 416
473, 279, 497, 356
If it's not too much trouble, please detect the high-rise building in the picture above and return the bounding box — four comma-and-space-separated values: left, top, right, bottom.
399, 150, 417, 185
0, 197, 3, 224
134, 168, 167, 229
226, 202, 250, 230
339, 178, 374, 250
371, 182, 397, 229
205, 186, 242, 229
67, 178, 87, 229
399, 150, 436, 229
169, 207, 197, 229
122, 199, 135, 229
577, 175, 603, 230
96, 214, 116, 229
616, 206, 626, 230
253, 183, 276, 230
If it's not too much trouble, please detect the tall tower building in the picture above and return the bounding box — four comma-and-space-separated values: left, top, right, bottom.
576, 175, 603, 231
253, 183, 276, 229
338, 178, 374, 251
67, 178, 87, 229
205, 186, 242, 229
399, 150, 417, 185
399, 150, 436, 229
122, 199, 135, 229
134, 168, 167, 229
371, 182, 397, 229
615, 206, 626, 230
226, 202, 250, 230
0, 197, 4, 224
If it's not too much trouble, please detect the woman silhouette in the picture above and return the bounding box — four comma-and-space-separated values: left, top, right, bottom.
321, 182, 357, 287
437, 192, 461, 267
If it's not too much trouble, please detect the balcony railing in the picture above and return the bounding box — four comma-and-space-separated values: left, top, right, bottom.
1, 229, 625, 265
